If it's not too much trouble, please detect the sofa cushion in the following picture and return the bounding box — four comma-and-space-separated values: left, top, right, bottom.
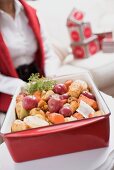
68, 52, 114, 90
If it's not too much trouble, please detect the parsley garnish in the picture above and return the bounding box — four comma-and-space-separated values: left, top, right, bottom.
26, 73, 56, 94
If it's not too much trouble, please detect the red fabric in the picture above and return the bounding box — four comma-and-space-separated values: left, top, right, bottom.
0, 0, 45, 112
0, 94, 12, 113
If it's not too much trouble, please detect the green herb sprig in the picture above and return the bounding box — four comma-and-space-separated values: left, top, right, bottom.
26, 73, 56, 94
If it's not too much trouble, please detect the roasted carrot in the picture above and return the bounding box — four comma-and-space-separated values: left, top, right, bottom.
33, 91, 41, 102
78, 95, 98, 110
64, 80, 73, 90
73, 112, 84, 120
48, 113, 65, 124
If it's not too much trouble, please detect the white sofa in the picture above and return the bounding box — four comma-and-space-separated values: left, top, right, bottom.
28, 0, 114, 96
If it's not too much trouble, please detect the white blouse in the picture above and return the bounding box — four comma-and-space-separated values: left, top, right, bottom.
0, 0, 37, 68
0, 0, 61, 95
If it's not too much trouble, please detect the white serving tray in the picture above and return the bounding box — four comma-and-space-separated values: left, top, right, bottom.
1, 72, 110, 134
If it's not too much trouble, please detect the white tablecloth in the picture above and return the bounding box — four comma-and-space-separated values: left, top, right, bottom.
0, 93, 114, 170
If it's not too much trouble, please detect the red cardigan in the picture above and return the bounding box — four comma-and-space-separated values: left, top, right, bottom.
0, 0, 45, 112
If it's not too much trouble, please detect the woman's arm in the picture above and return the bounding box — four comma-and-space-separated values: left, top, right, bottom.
0, 74, 24, 95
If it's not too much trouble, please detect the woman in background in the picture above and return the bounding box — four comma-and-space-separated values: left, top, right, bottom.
0, 0, 61, 128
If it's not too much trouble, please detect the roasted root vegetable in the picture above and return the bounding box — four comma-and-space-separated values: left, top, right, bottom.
12, 75, 105, 132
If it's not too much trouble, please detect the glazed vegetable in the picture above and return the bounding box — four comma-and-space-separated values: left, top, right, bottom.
12, 76, 106, 132
48, 113, 65, 124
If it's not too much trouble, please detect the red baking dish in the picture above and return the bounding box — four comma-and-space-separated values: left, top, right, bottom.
0, 73, 111, 162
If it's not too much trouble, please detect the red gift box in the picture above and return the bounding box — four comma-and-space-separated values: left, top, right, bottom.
67, 20, 77, 27
68, 22, 92, 42
67, 8, 84, 26
102, 38, 114, 53
95, 32, 112, 48
71, 36, 100, 59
